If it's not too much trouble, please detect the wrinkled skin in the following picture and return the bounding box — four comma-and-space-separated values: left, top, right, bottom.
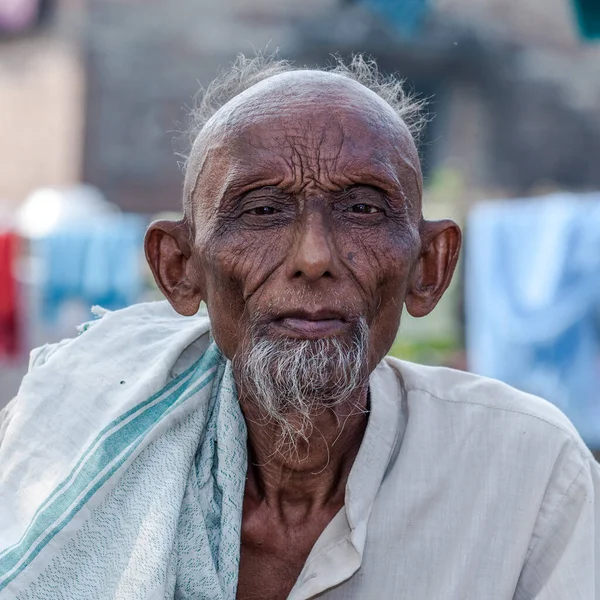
145, 71, 461, 600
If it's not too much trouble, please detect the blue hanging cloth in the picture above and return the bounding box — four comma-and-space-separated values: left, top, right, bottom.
573, 0, 600, 40
466, 194, 600, 448
360, 0, 428, 38
39, 214, 146, 322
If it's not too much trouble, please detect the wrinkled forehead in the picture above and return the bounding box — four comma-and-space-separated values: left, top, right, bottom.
184, 71, 422, 216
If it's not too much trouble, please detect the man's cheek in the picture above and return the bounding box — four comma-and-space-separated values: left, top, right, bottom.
227, 237, 288, 297
346, 236, 409, 293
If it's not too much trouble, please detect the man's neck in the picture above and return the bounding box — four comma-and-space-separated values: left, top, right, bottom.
239, 389, 369, 522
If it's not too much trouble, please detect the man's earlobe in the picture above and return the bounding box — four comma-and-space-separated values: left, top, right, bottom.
405, 219, 462, 318
144, 219, 203, 316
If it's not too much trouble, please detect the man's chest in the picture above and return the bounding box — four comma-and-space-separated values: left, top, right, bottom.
235, 506, 340, 600
236, 543, 305, 600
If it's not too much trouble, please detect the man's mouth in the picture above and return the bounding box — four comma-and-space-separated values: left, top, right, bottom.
271, 310, 348, 339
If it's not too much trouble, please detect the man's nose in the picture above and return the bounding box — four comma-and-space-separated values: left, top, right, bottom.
287, 212, 339, 283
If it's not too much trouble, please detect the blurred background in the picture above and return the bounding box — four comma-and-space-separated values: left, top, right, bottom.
0, 0, 599, 449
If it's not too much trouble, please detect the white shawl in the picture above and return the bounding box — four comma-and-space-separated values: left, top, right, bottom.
0, 301, 247, 599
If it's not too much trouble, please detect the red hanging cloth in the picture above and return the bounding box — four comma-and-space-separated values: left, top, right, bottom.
0, 232, 20, 358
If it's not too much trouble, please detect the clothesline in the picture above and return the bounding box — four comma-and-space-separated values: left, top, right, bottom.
0, 213, 152, 361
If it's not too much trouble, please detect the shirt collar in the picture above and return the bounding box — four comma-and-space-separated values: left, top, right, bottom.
345, 358, 407, 531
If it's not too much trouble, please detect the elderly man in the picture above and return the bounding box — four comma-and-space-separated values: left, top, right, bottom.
0, 55, 598, 600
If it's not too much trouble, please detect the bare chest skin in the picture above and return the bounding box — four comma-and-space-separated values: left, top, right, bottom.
236, 494, 343, 600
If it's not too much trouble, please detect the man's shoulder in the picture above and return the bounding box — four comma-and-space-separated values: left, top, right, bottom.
383, 356, 593, 461
29, 301, 211, 370
3, 300, 213, 447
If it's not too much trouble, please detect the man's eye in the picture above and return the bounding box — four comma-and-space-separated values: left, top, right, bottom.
349, 204, 381, 214
246, 206, 277, 216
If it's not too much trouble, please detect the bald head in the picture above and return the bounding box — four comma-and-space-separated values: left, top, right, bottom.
182, 60, 424, 227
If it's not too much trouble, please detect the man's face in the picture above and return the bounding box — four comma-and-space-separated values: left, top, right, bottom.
187, 73, 424, 375
146, 71, 460, 390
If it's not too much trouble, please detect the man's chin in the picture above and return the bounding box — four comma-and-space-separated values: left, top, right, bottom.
231, 317, 370, 451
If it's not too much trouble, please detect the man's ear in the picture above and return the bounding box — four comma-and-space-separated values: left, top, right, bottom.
405, 219, 462, 318
144, 219, 203, 316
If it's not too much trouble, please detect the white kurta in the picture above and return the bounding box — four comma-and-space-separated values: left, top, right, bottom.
288, 358, 599, 600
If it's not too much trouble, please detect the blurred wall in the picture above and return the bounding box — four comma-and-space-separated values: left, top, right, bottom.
79, 0, 600, 215
435, 0, 600, 193
82, 0, 338, 213
0, 37, 84, 212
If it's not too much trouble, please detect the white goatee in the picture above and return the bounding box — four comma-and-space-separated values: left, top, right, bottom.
233, 317, 370, 458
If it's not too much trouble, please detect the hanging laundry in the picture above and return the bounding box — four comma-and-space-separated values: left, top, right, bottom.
358, 0, 428, 38
0, 231, 20, 359
572, 0, 600, 39
38, 214, 146, 322
465, 193, 600, 448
